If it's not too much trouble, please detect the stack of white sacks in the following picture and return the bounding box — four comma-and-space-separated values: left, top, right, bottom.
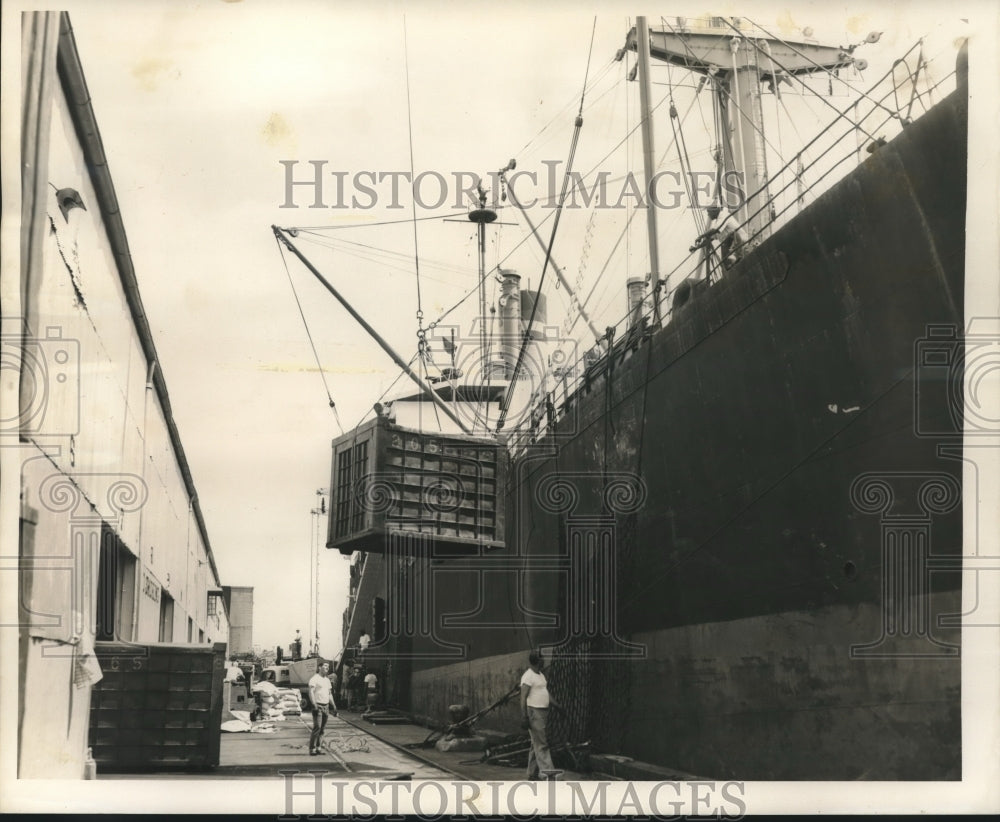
278, 688, 302, 716
250, 681, 285, 720
250, 681, 304, 719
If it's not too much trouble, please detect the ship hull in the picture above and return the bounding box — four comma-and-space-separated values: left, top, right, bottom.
352, 79, 967, 779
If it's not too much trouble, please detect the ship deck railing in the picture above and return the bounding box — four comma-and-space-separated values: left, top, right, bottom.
722, 37, 957, 260
503, 37, 959, 459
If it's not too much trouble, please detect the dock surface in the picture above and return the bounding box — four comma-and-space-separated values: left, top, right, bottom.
97, 708, 588, 781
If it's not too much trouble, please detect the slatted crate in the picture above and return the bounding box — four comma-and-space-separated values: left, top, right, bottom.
88, 641, 226, 771
326, 417, 506, 556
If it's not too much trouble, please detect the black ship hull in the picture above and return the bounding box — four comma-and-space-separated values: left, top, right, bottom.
348, 76, 967, 779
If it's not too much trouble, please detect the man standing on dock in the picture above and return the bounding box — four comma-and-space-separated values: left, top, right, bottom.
308, 661, 337, 755
363, 669, 379, 714
520, 650, 559, 780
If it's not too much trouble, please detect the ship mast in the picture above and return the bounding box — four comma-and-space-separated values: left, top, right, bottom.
635, 16, 662, 304
468, 184, 497, 378
628, 16, 860, 248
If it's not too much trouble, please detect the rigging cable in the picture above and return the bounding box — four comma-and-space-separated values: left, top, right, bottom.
275, 235, 344, 435
353, 351, 420, 432
710, 67, 729, 213
287, 212, 456, 232
625, 19, 632, 289
660, 18, 715, 148
775, 92, 810, 204
573, 89, 703, 327
496, 17, 598, 432
658, 15, 732, 221
770, 44, 786, 170
660, 17, 711, 236
550, 70, 700, 328
739, 58, 914, 239
605, 33, 927, 323
297, 232, 476, 282
721, 18, 878, 143
515, 57, 618, 161
403, 16, 429, 371
743, 14, 916, 126
666, 79, 707, 235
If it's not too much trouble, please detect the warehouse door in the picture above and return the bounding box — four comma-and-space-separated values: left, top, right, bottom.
96, 523, 137, 641
159, 593, 174, 641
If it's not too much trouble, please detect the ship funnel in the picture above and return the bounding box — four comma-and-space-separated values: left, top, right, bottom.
627, 277, 646, 327
499, 269, 522, 378
496, 270, 548, 379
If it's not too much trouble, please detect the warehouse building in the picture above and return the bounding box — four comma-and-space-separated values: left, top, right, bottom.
9, 12, 229, 778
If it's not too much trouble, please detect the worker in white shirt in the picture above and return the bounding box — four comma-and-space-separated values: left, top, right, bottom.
520, 650, 561, 779
363, 669, 378, 713
308, 661, 337, 755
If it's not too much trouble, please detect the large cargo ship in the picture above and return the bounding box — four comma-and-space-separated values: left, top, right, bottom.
279, 15, 968, 779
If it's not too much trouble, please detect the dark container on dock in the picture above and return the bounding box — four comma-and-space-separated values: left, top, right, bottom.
326, 417, 506, 556
88, 641, 226, 772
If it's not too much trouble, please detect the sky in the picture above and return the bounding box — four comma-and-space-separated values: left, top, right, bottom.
8, 0, 979, 654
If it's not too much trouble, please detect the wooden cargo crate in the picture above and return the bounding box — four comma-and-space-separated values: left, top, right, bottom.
88, 641, 226, 772
326, 417, 506, 556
